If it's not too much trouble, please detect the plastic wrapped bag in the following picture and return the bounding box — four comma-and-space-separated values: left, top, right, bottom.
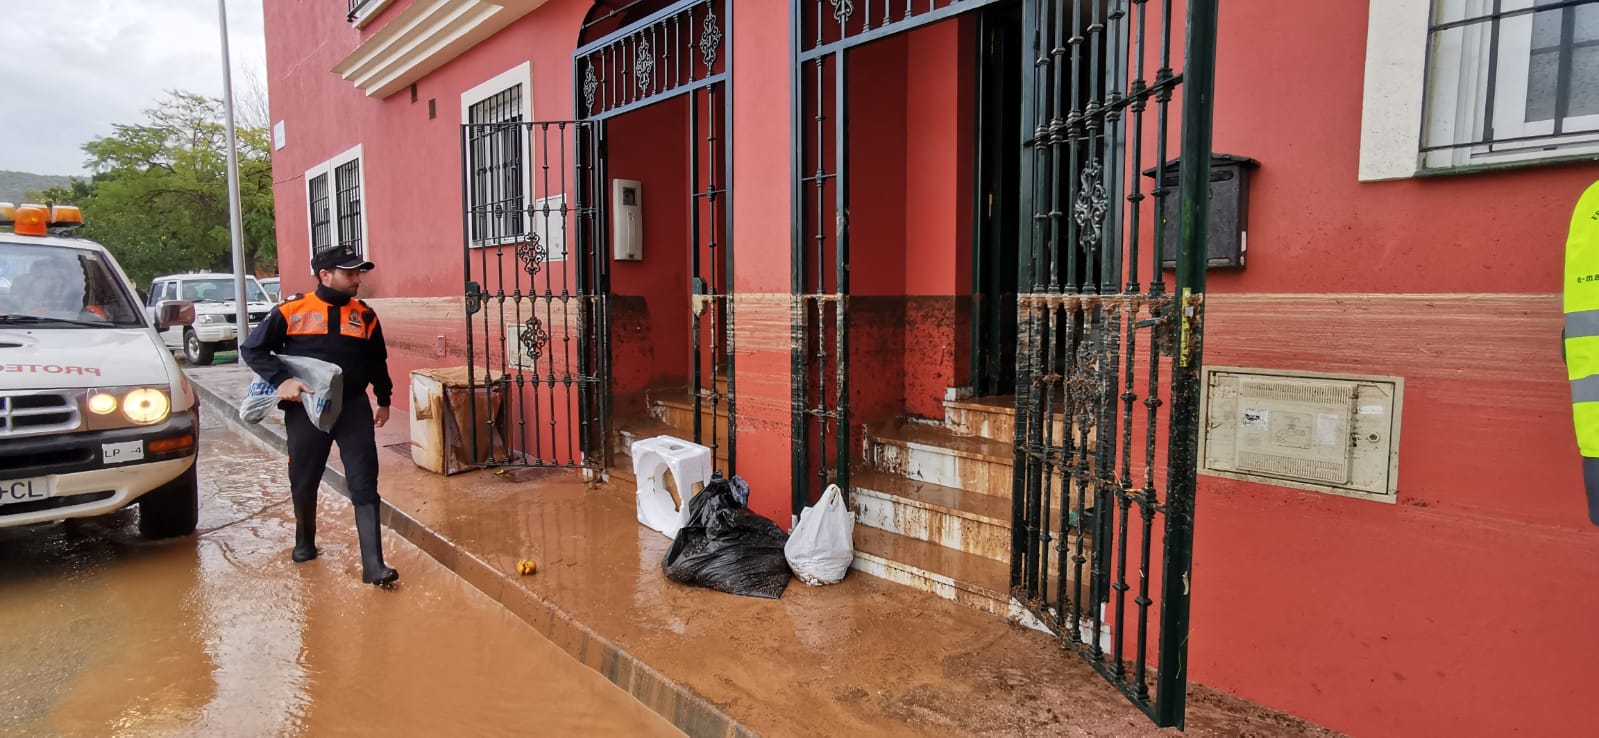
239, 378, 278, 424
237, 354, 344, 432
784, 484, 855, 586
662, 476, 792, 599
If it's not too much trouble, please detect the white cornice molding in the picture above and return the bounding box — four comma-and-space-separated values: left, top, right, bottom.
333, 0, 549, 99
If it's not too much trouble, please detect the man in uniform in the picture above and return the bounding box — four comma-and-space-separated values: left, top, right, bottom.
241, 245, 399, 584
1563, 178, 1599, 527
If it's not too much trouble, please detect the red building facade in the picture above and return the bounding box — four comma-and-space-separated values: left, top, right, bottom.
266, 0, 1599, 734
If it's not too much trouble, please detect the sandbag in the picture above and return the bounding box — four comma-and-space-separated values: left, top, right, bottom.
784, 483, 855, 586
238, 354, 344, 432
662, 477, 792, 599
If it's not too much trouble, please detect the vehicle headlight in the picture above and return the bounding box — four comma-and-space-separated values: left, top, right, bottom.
87, 392, 118, 415
197, 314, 226, 325
123, 388, 171, 425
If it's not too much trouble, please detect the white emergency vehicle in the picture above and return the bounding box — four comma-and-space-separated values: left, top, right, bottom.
0, 203, 201, 538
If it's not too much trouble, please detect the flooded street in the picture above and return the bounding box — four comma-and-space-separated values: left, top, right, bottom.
0, 422, 680, 738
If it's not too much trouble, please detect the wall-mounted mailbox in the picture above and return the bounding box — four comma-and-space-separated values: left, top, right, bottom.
1143, 154, 1256, 270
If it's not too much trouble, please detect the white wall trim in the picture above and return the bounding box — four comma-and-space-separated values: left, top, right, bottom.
1358, 0, 1431, 182
304, 144, 369, 266
460, 61, 534, 124
333, 0, 549, 99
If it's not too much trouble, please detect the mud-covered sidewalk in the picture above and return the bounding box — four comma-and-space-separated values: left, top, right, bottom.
185, 363, 1336, 738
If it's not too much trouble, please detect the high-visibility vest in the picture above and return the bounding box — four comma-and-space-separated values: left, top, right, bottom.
1564, 179, 1599, 458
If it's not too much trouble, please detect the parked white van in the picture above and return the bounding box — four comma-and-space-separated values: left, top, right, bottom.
0, 203, 201, 538
146, 272, 273, 365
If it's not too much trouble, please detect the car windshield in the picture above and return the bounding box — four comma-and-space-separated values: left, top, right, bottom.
179, 278, 268, 303
0, 241, 145, 328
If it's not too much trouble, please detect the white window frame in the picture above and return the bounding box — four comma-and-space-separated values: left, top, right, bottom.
349, 0, 394, 29
462, 62, 535, 250
1361, 0, 1599, 180
304, 144, 368, 264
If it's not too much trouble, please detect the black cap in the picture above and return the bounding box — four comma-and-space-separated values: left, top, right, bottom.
311, 245, 375, 273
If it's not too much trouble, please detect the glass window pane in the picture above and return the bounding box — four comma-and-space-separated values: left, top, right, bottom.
1532, 6, 1563, 49
1527, 48, 1560, 122
1576, 4, 1599, 42
1572, 43, 1599, 117
1434, 0, 1513, 26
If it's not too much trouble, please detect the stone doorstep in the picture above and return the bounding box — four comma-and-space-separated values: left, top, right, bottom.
868, 421, 1015, 498
189, 374, 753, 738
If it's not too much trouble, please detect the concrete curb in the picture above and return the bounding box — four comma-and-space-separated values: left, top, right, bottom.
191, 376, 754, 738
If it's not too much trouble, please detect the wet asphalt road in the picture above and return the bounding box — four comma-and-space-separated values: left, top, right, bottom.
0, 420, 680, 737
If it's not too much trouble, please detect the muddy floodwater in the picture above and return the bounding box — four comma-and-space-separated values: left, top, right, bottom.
0, 425, 680, 737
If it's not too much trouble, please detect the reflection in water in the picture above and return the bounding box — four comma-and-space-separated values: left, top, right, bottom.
0, 430, 679, 738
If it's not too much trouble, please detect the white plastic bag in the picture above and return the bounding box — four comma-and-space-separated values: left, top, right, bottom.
238, 354, 344, 432
784, 483, 855, 586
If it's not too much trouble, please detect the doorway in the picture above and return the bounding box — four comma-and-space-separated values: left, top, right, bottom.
971, 2, 1023, 397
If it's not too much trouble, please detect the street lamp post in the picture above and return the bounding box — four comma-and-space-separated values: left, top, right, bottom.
216, 0, 250, 360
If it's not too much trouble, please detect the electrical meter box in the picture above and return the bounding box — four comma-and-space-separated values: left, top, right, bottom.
1199, 367, 1403, 503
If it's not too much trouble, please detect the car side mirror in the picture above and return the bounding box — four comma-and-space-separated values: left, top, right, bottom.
158, 300, 196, 330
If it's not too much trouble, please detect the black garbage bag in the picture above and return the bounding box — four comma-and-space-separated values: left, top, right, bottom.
662, 477, 792, 599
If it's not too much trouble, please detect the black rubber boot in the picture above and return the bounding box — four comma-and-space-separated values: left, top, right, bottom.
291, 498, 318, 563
354, 503, 398, 586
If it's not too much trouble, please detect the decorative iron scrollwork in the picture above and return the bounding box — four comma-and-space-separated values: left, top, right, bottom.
635, 36, 655, 93
829, 0, 854, 23
518, 316, 550, 362
699, 7, 722, 69
582, 61, 598, 115
1064, 326, 1101, 447
1073, 160, 1107, 253
515, 234, 547, 277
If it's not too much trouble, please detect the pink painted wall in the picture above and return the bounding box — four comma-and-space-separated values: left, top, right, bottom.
1181, 3, 1599, 736
265, 0, 591, 438
607, 94, 692, 402
726, 0, 796, 526
836, 18, 976, 426
902, 19, 974, 415
844, 34, 910, 425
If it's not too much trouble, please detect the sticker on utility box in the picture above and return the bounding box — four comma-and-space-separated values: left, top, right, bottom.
102, 441, 145, 465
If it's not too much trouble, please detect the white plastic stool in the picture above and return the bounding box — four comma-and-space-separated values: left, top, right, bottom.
631, 435, 712, 539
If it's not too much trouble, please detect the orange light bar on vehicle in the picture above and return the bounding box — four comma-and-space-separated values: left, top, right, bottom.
10, 204, 49, 237
50, 205, 83, 226
0, 202, 15, 223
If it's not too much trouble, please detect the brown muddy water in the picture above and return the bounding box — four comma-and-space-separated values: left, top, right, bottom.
0, 426, 680, 737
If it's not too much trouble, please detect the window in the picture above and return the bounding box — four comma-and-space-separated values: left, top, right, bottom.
308, 173, 331, 252
335, 159, 363, 252
346, 0, 393, 27
1423, 0, 1599, 168
1360, 0, 1599, 179
462, 62, 532, 247
304, 146, 366, 262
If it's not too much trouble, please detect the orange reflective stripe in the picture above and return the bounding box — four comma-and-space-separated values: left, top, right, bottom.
338, 303, 376, 339
282, 295, 331, 336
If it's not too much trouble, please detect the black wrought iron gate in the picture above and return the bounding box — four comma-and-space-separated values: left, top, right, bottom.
1010, 0, 1217, 728
462, 119, 607, 469
793, 0, 1218, 728
577, 0, 736, 471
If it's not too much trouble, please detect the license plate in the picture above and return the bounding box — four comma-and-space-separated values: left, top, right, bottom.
102, 440, 145, 465
0, 477, 50, 506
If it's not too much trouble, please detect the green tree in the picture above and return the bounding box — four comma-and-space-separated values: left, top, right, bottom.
31, 91, 276, 288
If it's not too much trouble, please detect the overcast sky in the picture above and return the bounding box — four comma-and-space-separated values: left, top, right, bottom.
0, 0, 267, 176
